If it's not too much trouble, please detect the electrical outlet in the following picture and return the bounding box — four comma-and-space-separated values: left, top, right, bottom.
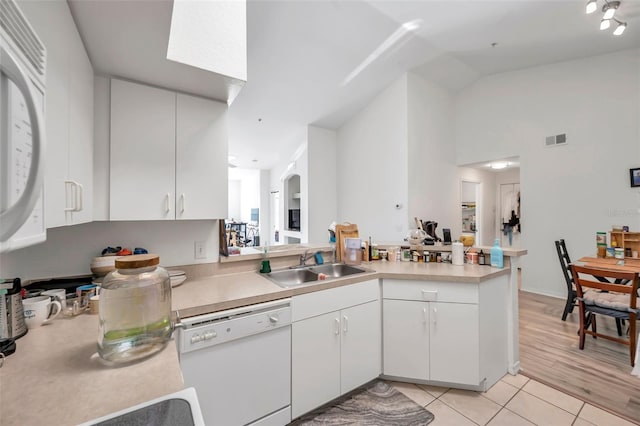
194, 241, 206, 259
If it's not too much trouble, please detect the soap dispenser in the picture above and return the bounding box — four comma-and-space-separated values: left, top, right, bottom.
490, 239, 504, 268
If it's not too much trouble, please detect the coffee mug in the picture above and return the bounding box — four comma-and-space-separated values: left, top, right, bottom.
41, 289, 67, 310
23, 296, 62, 328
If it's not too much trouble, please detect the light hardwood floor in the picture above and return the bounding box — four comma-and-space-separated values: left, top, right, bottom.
519, 290, 640, 424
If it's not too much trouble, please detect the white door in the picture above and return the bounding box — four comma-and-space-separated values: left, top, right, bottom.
341, 300, 381, 394
429, 302, 480, 385
176, 93, 227, 220
383, 299, 429, 380
291, 311, 341, 419
110, 79, 175, 220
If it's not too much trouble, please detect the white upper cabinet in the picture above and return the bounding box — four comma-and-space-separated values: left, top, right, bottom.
66, 18, 94, 226
176, 93, 227, 220
110, 78, 227, 221
20, 0, 94, 228
110, 79, 175, 221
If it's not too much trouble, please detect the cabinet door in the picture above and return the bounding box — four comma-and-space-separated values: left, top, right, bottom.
110, 79, 175, 220
383, 299, 429, 380
176, 94, 227, 219
340, 300, 381, 394
28, 0, 71, 229
66, 21, 93, 225
429, 302, 480, 385
291, 311, 341, 419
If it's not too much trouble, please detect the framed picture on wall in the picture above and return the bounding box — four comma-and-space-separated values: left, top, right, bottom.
630, 168, 640, 187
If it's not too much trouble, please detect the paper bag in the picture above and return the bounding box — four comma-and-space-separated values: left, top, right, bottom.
335, 223, 359, 262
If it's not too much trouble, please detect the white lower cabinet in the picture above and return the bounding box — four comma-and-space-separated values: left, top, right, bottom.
383, 299, 479, 384
291, 311, 341, 418
383, 299, 430, 380
291, 280, 381, 419
382, 276, 507, 390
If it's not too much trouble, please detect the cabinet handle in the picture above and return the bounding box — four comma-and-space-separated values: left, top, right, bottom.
180, 193, 185, 213
75, 182, 84, 212
334, 317, 340, 335
343, 315, 349, 333
64, 181, 74, 212
165, 193, 171, 213
422, 307, 427, 324
433, 307, 437, 325
64, 180, 79, 212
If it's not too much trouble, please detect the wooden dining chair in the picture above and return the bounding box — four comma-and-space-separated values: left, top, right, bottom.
555, 239, 576, 321
570, 264, 639, 366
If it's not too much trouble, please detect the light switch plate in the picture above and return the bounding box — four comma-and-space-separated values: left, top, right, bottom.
194, 241, 206, 259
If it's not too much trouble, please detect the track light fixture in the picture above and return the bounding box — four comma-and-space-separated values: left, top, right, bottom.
602, 1, 620, 19
586, 0, 628, 35
613, 19, 627, 35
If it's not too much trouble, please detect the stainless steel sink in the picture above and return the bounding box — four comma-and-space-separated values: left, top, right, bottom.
264, 263, 368, 288
309, 263, 367, 278
265, 268, 319, 287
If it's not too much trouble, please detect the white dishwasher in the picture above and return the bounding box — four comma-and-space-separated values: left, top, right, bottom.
177, 298, 291, 426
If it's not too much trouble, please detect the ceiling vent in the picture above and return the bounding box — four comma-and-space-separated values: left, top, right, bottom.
545, 133, 567, 147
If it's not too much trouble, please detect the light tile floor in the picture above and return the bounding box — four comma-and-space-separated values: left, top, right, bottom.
388, 374, 637, 426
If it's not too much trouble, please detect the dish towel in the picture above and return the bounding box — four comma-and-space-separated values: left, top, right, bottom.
632, 332, 640, 377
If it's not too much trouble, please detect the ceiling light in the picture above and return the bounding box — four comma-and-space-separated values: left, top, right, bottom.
587, 0, 628, 35
613, 19, 627, 35
602, 1, 620, 20
489, 162, 509, 170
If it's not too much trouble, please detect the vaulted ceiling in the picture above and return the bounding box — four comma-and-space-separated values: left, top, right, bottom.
69, 0, 640, 169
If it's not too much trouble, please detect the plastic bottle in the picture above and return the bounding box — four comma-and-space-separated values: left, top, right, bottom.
490, 239, 504, 268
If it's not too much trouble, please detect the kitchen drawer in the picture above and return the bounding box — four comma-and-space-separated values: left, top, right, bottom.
292, 279, 379, 322
382, 279, 477, 304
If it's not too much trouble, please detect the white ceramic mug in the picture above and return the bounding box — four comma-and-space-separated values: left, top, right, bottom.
41, 289, 67, 310
23, 295, 62, 328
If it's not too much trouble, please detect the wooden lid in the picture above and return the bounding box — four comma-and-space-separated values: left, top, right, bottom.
115, 254, 159, 269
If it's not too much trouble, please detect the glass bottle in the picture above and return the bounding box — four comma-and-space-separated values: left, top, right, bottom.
98, 254, 172, 363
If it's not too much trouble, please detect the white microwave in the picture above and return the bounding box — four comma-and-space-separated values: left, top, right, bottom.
0, 0, 47, 252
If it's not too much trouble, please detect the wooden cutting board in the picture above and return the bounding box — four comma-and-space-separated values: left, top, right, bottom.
335, 223, 359, 262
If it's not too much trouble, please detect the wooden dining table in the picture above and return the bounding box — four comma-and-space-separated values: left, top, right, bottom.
577, 256, 640, 273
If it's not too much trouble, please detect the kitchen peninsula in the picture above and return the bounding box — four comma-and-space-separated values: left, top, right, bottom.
0, 247, 526, 426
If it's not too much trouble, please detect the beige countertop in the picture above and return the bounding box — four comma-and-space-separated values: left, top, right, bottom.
1, 260, 513, 426
172, 261, 509, 319
0, 314, 183, 426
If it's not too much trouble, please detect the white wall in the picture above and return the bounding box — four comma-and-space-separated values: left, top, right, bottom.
227, 168, 260, 224
337, 75, 408, 242
0, 220, 219, 280
456, 49, 640, 297
228, 179, 241, 219
259, 169, 270, 245
269, 142, 308, 243
407, 73, 458, 240
307, 126, 337, 243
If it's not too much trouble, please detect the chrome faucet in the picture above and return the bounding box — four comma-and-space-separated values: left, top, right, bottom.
299, 250, 315, 266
